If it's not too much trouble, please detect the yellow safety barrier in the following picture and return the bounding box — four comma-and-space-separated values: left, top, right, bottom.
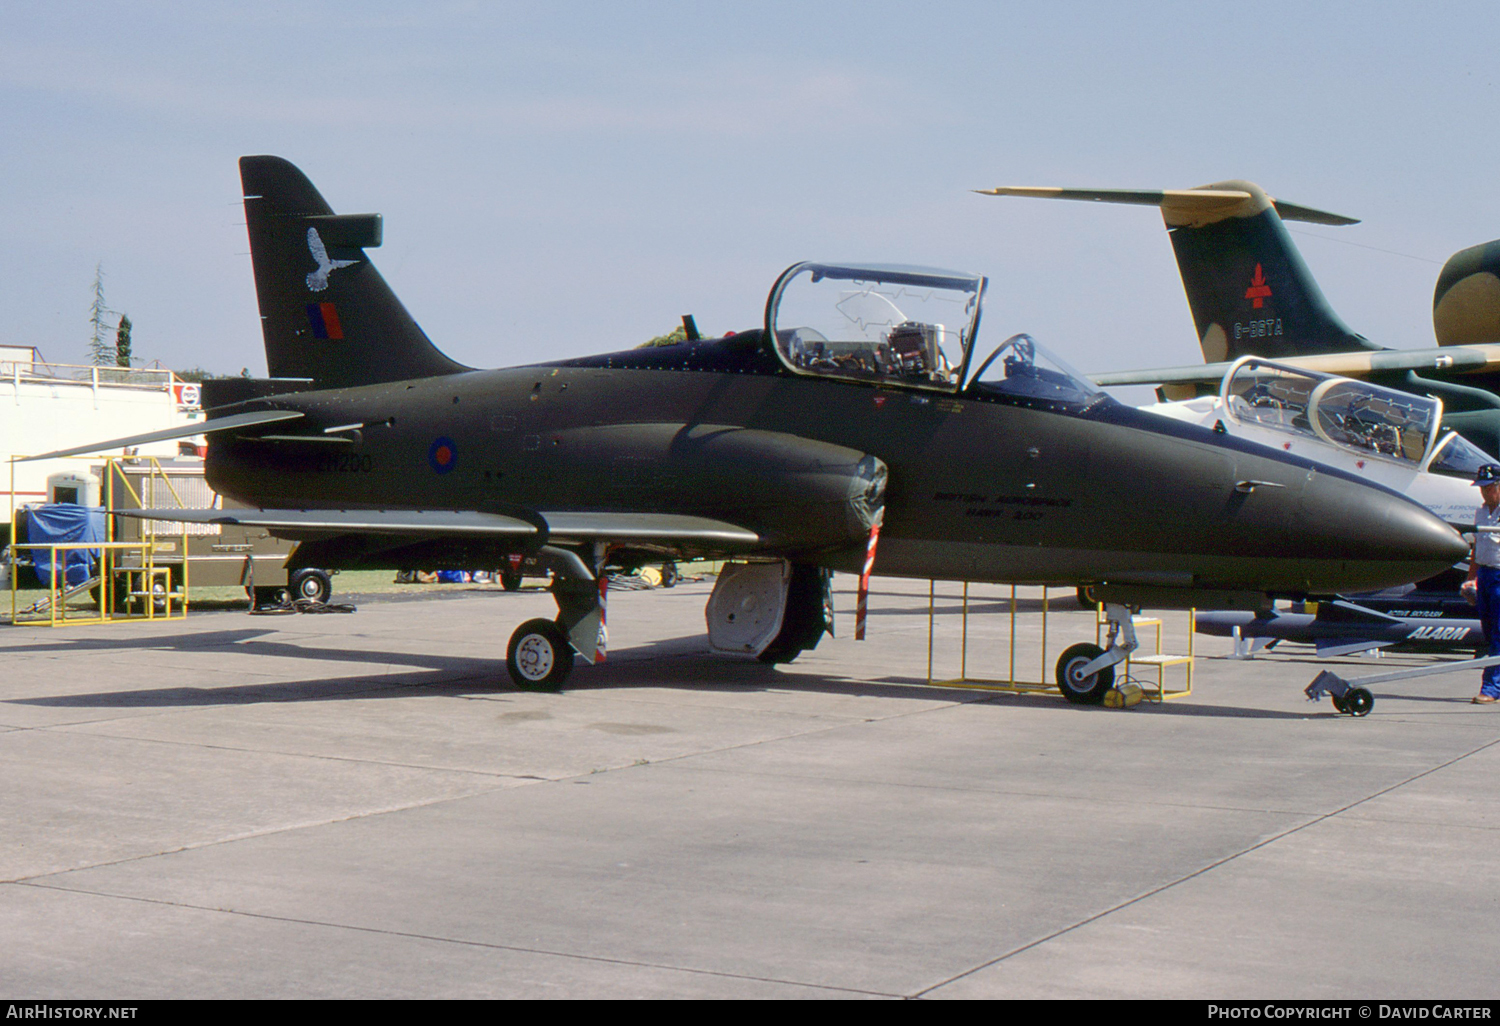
921, 582, 1195, 702
924, 582, 1068, 695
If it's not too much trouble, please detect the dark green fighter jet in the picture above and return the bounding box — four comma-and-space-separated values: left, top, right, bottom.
32, 157, 1467, 700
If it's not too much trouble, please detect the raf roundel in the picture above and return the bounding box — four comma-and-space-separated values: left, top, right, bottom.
428, 436, 458, 474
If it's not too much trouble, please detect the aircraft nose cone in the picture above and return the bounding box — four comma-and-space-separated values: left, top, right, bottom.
1293, 474, 1468, 592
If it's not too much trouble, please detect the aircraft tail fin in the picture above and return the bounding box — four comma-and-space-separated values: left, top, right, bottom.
239, 156, 471, 390
1435, 239, 1500, 346
977, 182, 1378, 362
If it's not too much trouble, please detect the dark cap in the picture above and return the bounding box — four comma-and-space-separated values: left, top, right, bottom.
1476, 464, 1500, 486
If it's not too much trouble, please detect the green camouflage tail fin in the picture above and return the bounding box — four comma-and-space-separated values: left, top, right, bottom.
240, 155, 470, 389
978, 181, 1378, 361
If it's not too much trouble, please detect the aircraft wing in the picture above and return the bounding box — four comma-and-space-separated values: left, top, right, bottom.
115, 507, 763, 547
115, 508, 539, 536
16, 410, 305, 462
1091, 344, 1500, 388
539, 512, 761, 546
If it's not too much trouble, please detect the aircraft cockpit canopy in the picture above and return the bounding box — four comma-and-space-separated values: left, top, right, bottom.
766, 262, 985, 390
1223, 358, 1441, 468
963, 332, 1102, 409
1427, 430, 1492, 480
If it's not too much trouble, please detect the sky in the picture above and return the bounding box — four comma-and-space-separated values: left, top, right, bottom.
5, 0, 1500, 397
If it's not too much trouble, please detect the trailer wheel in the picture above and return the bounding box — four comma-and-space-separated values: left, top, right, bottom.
254, 586, 290, 609
1344, 687, 1374, 717
290, 569, 333, 604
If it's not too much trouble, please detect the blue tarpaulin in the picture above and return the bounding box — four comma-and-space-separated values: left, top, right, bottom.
24, 504, 106, 587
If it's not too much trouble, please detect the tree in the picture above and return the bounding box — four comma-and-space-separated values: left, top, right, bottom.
114, 314, 132, 368
88, 264, 117, 366
638, 326, 688, 348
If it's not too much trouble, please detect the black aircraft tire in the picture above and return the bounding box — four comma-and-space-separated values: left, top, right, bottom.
756, 641, 800, 665
507, 618, 574, 691
501, 568, 523, 592
290, 569, 333, 604
1055, 642, 1114, 705
1345, 687, 1374, 717
1330, 693, 1348, 715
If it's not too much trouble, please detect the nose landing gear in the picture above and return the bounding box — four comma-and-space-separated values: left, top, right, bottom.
1055, 603, 1139, 705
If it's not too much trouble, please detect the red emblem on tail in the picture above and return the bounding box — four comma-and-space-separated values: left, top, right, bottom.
1245, 264, 1273, 309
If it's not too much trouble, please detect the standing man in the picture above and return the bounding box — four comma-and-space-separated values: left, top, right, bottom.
1463, 464, 1500, 703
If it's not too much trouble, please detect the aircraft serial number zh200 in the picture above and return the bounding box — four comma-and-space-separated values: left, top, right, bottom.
33, 158, 1466, 698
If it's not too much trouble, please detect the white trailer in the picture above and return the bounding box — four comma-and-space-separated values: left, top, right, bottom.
1, 346, 202, 535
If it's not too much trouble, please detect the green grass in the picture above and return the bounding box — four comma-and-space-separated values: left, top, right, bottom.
3, 562, 721, 621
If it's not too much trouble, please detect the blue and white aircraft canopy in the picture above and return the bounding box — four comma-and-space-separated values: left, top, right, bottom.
1222, 357, 1476, 473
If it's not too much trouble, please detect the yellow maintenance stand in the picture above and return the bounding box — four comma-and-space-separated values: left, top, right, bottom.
7, 454, 189, 626
921, 581, 1193, 702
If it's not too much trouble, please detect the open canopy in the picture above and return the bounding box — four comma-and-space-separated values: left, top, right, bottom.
765, 262, 986, 390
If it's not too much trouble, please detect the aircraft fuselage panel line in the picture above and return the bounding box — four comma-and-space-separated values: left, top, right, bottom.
195, 365, 1461, 599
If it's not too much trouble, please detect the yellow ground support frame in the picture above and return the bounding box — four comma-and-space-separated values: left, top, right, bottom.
1094, 605, 1194, 701
7, 455, 190, 626
923, 582, 1069, 696
921, 582, 1194, 701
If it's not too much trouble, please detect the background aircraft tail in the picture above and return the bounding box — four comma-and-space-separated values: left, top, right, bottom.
1160, 180, 1377, 362
240, 155, 470, 390
1435, 239, 1500, 346
979, 181, 1377, 363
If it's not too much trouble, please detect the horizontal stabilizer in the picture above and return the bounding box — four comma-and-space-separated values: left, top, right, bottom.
16, 410, 305, 462
974, 186, 1359, 226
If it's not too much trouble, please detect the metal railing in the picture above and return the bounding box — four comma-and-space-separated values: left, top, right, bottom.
0, 358, 178, 395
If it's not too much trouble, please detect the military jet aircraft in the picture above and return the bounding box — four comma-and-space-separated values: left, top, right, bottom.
27, 157, 1468, 701
977, 181, 1500, 455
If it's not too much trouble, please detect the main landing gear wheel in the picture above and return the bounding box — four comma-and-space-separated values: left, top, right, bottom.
507, 618, 574, 691
1056, 642, 1115, 705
